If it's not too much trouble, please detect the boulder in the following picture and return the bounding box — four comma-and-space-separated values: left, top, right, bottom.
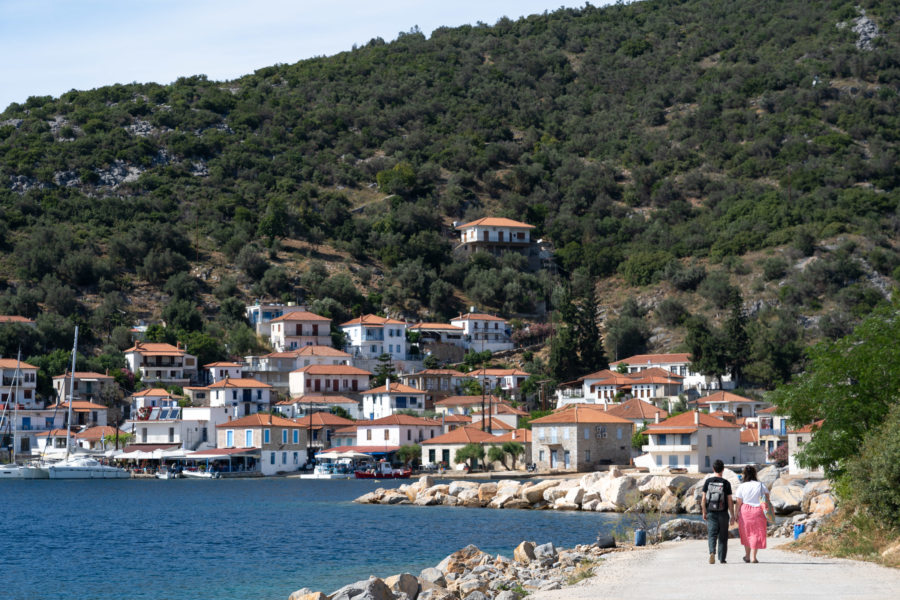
680, 481, 703, 514
658, 489, 681, 514
579, 471, 604, 489
414, 493, 442, 506
520, 480, 558, 503
488, 494, 516, 509
808, 493, 836, 517
564, 487, 585, 505
457, 489, 482, 506
603, 474, 638, 506
801, 480, 832, 513
419, 568, 446, 587
881, 541, 900, 564
354, 492, 380, 504
719, 469, 742, 490
449, 480, 478, 496
503, 498, 532, 510
385, 493, 412, 505
384, 574, 419, 600
437, 545, 488, 575
608, 465, 624, 478
330, 577, 394, 600
582, 499, 600, 511
419, 475, 435, 489
418, 588, 455, 600
770, 484, 804, 514
553, 498, 580, 511
533, 542, 558, 561
543, 487, 570, 502
596, 535, 616, 549
581, 491, 601, 505
594, 501, 620, 512
513, 541, 536, 563
462, 592, 488, 600
424, 484, 450, 496
656, 518, 707, 540
638, 475, 694, 496
757, 465, 781, 489
495, 592, 521, 600
288, 589, 327, 600
457, 579, 487, 596
478, 482, 498, 503
496, 480, 522, 497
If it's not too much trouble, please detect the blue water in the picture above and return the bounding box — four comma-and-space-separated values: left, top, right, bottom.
3, 479, 632, 600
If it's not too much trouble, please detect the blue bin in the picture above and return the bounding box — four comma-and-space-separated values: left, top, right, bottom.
793, 524, 805, 539
635, 529, 647, 546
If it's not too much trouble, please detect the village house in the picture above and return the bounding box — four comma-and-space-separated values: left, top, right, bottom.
739, 426, 767, 464
492, 428, 533, 467
438, 413, 473, 433
75, 425, 129, 451
288, 364, 372, 396
243, 346, 352, 392
0, 315, 36, 327
361, 382, 428, 419
788, 420, 825, 476
47, 400, 108, 430
130, 388, 180, 415
469, 402, 528, 429
610, 353, 734, 396
434, 395, 505, 416
274, 394, 361, 420
205, 377, 273, 418
245, 302, 309, 337
606, 398, 669, 427
355, 414, 442, 449
331, 425, 358, 448
469, 415, 516, 436
455, 217, 536, 264
467, 367, 530, 399
694, 390, 769, 419
269, 311, 332, 351
450, 313, 514, 353
639, 410, 742, 473
51, 371, 115, 403
296, 411, 356, 456
754, 406, 790, 461
340, 314, 408, 362
204, 362, 243, 384
530, 406, 634, 471
407, 323, 467, 362
400, 369, 473, 399
124, 403, 229, 454
0, 358, 39, 408
216, 413, 308, 476
124, 342, 198, 387
421, 426, 500, 470
34, 429, 72, 457
556, 367, 683, 410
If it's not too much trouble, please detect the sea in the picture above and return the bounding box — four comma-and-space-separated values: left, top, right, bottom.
3, 478, 641, 600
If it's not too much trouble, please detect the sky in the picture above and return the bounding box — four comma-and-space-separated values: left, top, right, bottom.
0, 0, 612, 112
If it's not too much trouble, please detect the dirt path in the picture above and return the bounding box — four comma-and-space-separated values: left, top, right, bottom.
532, 538, 900, 600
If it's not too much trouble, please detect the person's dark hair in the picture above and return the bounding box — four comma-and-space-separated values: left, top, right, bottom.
713, 459, 725, 473
742, 465, 758, 481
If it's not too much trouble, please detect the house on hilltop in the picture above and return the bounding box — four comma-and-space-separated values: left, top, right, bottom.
269, 311, 332, 351
610, 353, 734, 396
124, 342, 198, 387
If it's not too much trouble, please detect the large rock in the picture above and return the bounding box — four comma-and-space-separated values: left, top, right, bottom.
449, 481, 478, 496
808, 493, 836, 517
385, 491, 412, 505
488, 494, 516, 509
419, 475, 435, 489
503, 498, 532, 510
881, 541, 900, 563
418, 588, 455, 600
419, 568, 446, 587
680, 481, 704, 514
288, 589, 327, 600
355, 491, 380, 504
330, 577, 394, 600
513, 541, 536, 563
564, 486, 585, 505
495, 592, 521, 600
579, 471, 604, 489
553, 498, 580, 511
593, 501, 620, 512
520, 480, 558, 503
582, 499, 600, 511
757, 465, 781, 489
603, 475, 638, 506
656, 518, 707, 540
801, 480, 832, 513
478, 482, 498, 503
457, 489, 482, 506
543, 486, 570, 502
496, 480, 522, 497
384, 574, 419, 600
437, 545, 488, 575
533, 542, 558, 561
770, 484, 804, 514
658, 489, 681, 514
638, 475, 694, 496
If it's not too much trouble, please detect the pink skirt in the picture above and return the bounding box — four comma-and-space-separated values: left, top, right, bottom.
739, 503, 768, 549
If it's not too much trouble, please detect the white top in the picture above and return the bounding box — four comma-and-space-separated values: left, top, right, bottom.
735, 480, 769, 506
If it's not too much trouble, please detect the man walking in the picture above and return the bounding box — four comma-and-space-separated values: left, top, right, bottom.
702, 459, 735, 564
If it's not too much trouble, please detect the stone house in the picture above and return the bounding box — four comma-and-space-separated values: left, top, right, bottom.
216, 413, 308, 476
421, 426, 500, 470
530, 406, 634, 472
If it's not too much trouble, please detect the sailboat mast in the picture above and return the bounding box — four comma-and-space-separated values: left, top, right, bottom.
64, 326, 79, 461
11, 349, 20, 464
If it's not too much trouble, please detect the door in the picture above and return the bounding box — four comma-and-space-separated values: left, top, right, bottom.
564, 451, 570, 469
312, 324, 318, 336
333, 379, 339, 391
314, 379, 321, 392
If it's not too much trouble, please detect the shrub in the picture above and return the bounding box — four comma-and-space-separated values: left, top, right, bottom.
768, 444, 788, 467
761, 257, 788, 281
846, 404, 900, 528
655, 297, 688, 326
698, 270, 739, 309
620, 251, 674, 286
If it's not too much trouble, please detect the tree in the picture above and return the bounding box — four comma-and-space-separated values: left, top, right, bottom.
372, 353, 396, 387
632, 425, 648, 450
487, 446, 508, 470
501, 441, 525, 470
396, 444, 421, 467
770, 302, 900, 477
455, 443, 485, 471
722, 296, 750, 384
685, 316, 727, 388
330, 406, 351, 420
549, 286, 608, 383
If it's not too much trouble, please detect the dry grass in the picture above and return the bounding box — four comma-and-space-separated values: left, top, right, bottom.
787, 508, 900, 569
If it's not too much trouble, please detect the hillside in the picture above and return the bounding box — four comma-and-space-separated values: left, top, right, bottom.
0, 0, 898, 396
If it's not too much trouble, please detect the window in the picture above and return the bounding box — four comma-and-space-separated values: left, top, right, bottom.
257, 390, 262, 400
538, 450, 545, 462
407, 430, 411, 441
270, 452, 275, 465
282, 452, 287, 464
596, 426, 607, 439
705, 456, 710, 468
226, 430, 233, 447
293, 429, 299, 444
669, 454, 677, 467
585, 450, 591, 462
428, 449, 436, 463
293, 452, 299, 464
684, 455, 691, 466
563, 428, 569, 440
538, 428, 545, 439
384, 429, 389, 441
264, 429, 270, 444
282, 429, 288, 444
584, 428, 589, 440
706, 434, 713, 447
656, 455, 662, 466
245, 430, 253, 447
168, 427, 174, 443
141, 427, 148, 443
681, 434, 691, 445
617, 427, 623, 440
659, 434, 667, 445
366, 429, 372, 441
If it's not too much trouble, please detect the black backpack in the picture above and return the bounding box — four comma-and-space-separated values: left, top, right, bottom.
706, 480, 726, 512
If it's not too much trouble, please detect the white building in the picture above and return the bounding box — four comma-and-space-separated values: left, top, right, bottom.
205, 377, 274, 418
467, 368, 530, 396
450, 313, 514, 353
408, 323, 466, 348
125, 404, 228, 452
695, 390, 769, 419
421, 426, 500, 470
555, 367, 683, 409
215, 413, 307, 476
355, 414, 442, 448
269, 311, 332, 351
243, 346, 352, 392
361, 382, 427, 420
788, 420, 825, 476
245, 302, 309, 337
288, 364, 372, 396
610, 353, 734, 395
51, 371, 115, 403
204, 362, 243, 384
274, 394, 361, 420
130, 388, 181, 415
640, 411, 741, 473
124, 342, 198, 387
455, 217, 535, 259
0, 358, 39, 408
340, 315, 408, 361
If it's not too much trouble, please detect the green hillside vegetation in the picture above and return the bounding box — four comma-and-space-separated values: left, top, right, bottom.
0, 0, 898, 398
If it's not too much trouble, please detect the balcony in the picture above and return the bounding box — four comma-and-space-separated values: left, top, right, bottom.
643, 444, 697, 453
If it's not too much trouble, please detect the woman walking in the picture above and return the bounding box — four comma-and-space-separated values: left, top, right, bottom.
734, 465, 771, 563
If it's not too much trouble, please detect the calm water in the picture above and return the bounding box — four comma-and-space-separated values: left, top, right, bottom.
3, 478, 633, 600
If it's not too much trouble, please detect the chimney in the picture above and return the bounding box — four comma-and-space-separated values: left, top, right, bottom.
654, 412, 660, 424
694, 411, 700, 425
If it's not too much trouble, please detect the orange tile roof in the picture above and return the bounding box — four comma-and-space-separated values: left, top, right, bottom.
493, 428, 533, 443
286, 395, 358, 405
606, 398, 668, 421
531, 406, 634, 425
441, 414, 473, 423
340, 314, 406, 327
740, 428, 759, 444
204, 362, 243, 368
0, 358, 38, 370
491, 403, 529, 416
451, 313, 508, 322
474, 417, 515, 431
360, 415, 441, 427
35, 428, 69, 437
292, 364, 372, 375
422, 426, 499, 445
758, 406, 782, 415
790, 419, 825, 434
52, 371, 113, 380
216, 413, 298, 428
124, 342, 186, 356
408, 323, 464, 331
647, 410, 741, 431
295, 411, 355, 429
131, 388, 176, 397
455, 217, 535, 230
362, 382, 424, 395
435, 395, 504, 406
205, 378, 272, 389
333, 425, 358, 435
405, 369, 468, 377
294, 346, 350, 357
49, 401, 108, 411
610, 353, 692, 366
75, 426, 128, 441
0, 315, 34, 324
468, 368, 529, 377
698, 390, 760, 404
269, 311, 331, 322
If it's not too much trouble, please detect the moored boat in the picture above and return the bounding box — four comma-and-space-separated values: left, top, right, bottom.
46, 456, 131, 479
354, 462, 412, 479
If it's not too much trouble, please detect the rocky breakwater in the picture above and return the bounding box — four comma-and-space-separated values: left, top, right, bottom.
288, 539, 620, 600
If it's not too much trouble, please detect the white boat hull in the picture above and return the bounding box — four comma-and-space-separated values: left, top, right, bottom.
0, 464, 50, 479
297, 472, 353, 480
46, 457, 130, 479
181, 470, 220, 479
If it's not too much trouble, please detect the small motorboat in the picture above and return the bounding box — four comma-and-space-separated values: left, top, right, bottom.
354, 461, 412, 479
181, 468, 220, 479
155, 465, 182, 479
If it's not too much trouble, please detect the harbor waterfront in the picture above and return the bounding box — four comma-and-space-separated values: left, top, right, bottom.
3, 478, 634, 600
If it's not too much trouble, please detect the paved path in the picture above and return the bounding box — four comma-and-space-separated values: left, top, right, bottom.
531, 539, 900, 600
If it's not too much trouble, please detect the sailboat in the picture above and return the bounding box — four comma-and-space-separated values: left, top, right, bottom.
0, 350, 49, 479
43, 327, 130, 480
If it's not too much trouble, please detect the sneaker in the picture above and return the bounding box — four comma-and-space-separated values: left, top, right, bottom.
709, 553, 715, 564
720, 560, 727, 564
